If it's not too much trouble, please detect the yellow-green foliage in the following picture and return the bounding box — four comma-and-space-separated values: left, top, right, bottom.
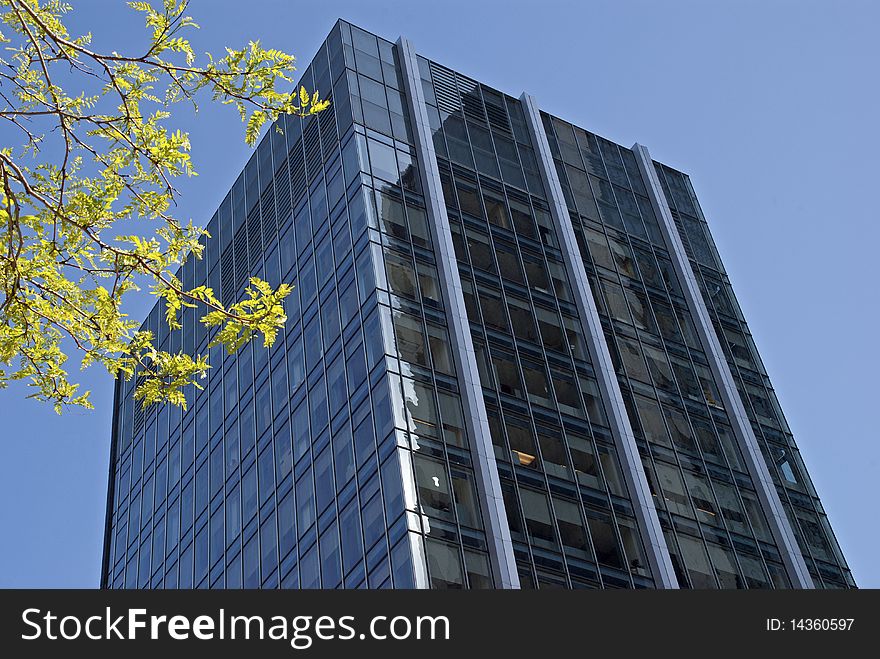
0, 0, 328, 412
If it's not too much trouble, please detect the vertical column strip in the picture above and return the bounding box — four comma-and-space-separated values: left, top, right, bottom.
397, 37, 520, 589
100, 377, 122, 588
520, 94, 678, 588
632, 143, 813, 589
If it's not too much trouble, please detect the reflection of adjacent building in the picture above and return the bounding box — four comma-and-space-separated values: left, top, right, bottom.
101, 19, 854, 591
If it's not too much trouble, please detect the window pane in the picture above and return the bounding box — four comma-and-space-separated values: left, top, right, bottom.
455, 180, 482, 217
553, 497, 589, 556
375, 189, 408, 240
713, 481, 750, 536
634, 395, 671, 447
522, 360, 552, 407
536, 307, 566, 354
609, 237, 636, 278
492, 352, 523, 399
319, 523, 342, 588
417, 262, 442, 308
467, 230, 496, 272
524, 255, 551, 294
509, 198, 537, 238
663, 406, 699, 455
483, 191, 510, 229
602, 280, 631, 324
654, 462, 693, 518
401, 202, 429, 248
479, 288, 507, 331
708, 544, 742, 589
401, 377, 439, 439
518, 487, 557, 549
586, 511, 623, 569
495, 241, 524, 283
392, 311, 428, 367
508, 297, 539, 343
385, 251, 417, 299
426, 540, 464, 589
684, 472, 721, 527
548, 261, 571, 301
586, 229, 614, 270
506, 415, 538, 469
677, 535, 717, 589
451, 469, 481, 529
617, 336, 650, 383
413, 455, 454, 521
597, 445, 626, 497
567, 432, 601, 489
426, 323, 454, 375
618, 516, 650, 576
625, 288, 654, 332
551, 368, 582, 414
538, 429, 570, 480
438, 392, 466, 447
464, 550, 493, 589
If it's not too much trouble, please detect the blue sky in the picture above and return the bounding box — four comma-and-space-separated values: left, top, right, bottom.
0, 0, 877, 588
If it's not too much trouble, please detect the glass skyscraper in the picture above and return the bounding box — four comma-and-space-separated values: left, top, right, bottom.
101, 20, 853, 590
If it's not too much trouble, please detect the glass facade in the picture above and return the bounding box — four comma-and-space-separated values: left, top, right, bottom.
653, 163, 854, 588
101, 20, 852, 590
102, 21, 422, 591
416, 60, 656, 589
542, 114, 795, 589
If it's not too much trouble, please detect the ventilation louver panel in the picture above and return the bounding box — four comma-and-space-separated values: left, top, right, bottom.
429, 63, 461, 115
246, 204, 262, 270
289, 136, 306, 203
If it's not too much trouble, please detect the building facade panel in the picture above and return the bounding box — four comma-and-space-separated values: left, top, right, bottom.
393, 58, 668, 590
651, 161, 854, 588
521, 94, 678, 588
540, 115, 814, 588
633, 143, 811, 588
